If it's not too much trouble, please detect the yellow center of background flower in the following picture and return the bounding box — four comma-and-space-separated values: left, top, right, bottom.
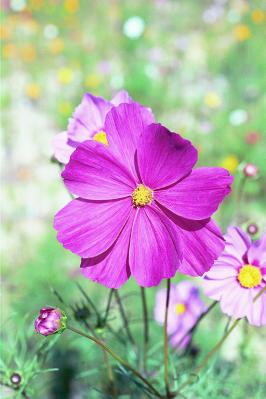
237, 264, 262, 288
175, 303, 186, 315
132, 184, 153, 207
93, 131, 108, 145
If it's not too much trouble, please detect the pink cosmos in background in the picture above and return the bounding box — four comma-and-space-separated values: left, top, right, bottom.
53, 90, 134, 164
35, 307, 67, 336
54, 102, 233, 288
203, 227, 266, 326
154, 281, 206, 349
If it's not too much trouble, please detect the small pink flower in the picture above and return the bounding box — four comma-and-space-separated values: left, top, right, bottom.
154, 281, 206, 349
243, 163, 259, 177
34, 307, 67, 336
247, 223, 258, 236
203, 227, 266, 326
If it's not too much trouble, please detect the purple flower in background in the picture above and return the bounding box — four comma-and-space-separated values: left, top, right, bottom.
53, 90, 134, 164
35, 307, 67, 336
203, 227, 266, 326
154, 281, 206, 349
54, 102, 232, 288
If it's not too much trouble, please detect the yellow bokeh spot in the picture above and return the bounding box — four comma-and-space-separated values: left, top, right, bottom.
57, 67, 74, 85
25, 83, 41, 99
2, 43, 17, 59
132, 184, 153, 207
85, 73, 102, 89
204, 92, 221, 108
49, 38, 65, 55
175, 303, 186, 315
20, 44, 36, 62
238, 265, 262, 288
251, 9, 265, 24
234, 24, 251, 41
0, 24, 11, 40
64, 0, 80, 13
93, 131, 108, 146
28, 0, 44, 10
58, 101, 72, 115
220, 155, 239, 173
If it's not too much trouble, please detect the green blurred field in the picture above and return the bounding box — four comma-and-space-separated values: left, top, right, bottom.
1, 0, 266, 398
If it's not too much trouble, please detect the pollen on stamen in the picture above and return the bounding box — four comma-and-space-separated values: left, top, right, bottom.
132, 184, 153, 207
93, 130, 108, 145
237, 264, 262, 288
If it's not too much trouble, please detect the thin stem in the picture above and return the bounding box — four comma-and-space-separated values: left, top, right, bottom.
235, 175, 246, 222
114, 290, 136, 347
164, 279, 171, 398
175, 319, 240, 396
174, 286, 266, 396
67, 325, 162, 398
103, 289, 114, 326
140, 287, 149, 373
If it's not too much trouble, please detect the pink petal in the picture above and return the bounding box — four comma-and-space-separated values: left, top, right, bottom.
104, 103, 154, 180
81, 213, 134, 288
111, 90, 133, 105
53, 131, 74, 164
203, 277, 236, 300
68, 93, 112, 141
62, 140, 135, 200
129, 205, 181, 287
205, 264, 238, 279
137, 124, 198, 190
54, 197, 131, 258
176, 217, 225, 276
156, 167, 233, 220
247, 287, 266, 326
220, 283, 252, 319
223, 227, 251, 262
247, 232, 266, 266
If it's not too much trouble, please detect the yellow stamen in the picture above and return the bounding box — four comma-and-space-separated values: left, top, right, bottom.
175, 303, 186, 315
238, 264, 262, 288
93, 131, 108, 145
132, 184, 153, 207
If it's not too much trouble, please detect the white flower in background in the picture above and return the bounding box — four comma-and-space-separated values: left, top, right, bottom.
43, 24, 59, 40
123, 16, 145, 39
229, 109, 248, 125
10, 0, 26, 12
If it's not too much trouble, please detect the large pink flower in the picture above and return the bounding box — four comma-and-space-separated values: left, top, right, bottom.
54, 103, 233, 288
53, 90, 134, 164
203, 227, 266, 326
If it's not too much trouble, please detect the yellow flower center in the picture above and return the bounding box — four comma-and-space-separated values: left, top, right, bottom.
237, 264, 262, 288
175, 303, 186, 315
93, 131, 108, 145
132, 184, 153, 207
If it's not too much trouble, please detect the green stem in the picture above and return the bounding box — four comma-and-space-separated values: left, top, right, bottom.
164, 279, 171, 397
103, 288, 114, 326
141, 287, 149, 373
67, 325, 162, 398
114, 290, 136, 347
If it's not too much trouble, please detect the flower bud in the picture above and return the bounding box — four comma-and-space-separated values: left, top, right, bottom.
243, 163, 258, 177
10, 372, 22, 386
35, 307, 67, 336
247, 223, 258, 236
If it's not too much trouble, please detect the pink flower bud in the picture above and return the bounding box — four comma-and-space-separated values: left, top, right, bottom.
34, 307, 67, 336
243, 163, 258, 177
247, 223, 258, 236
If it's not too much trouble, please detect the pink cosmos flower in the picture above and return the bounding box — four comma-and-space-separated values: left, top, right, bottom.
54, 102, 233, 288
203, 227, 266, 326
154, 281, 206, 349
35, 307, 67, 336
53, 90, 134, 164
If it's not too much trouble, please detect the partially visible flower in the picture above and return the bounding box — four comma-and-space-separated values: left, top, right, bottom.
233, 24, 251, 41
53, 90, 135, 164
245, 131, 261, 145
203, 227, 266, 326
243, 163, 259, 177
154, 281, 206, 349
204, 91, 221, 108
54, 103, 232, 288
251, 9, 265, 24
35, 307, 67, 336
247, 223, 258, 236
220, 154, 239, 174
25, 83, 41, 100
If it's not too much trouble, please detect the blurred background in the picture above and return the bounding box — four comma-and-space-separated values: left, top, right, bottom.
1, 0, 266, 398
